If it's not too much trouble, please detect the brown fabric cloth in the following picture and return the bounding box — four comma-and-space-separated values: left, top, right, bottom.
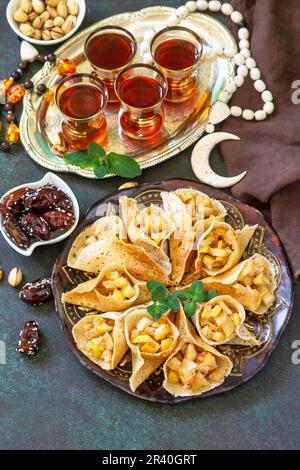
220, 0, 300, 283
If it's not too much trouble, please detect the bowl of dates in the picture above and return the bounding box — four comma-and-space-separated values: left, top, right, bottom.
0, 172, 79, 256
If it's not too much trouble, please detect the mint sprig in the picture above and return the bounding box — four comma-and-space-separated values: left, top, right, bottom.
175, 281, 218, 318
146, 281, 180, 321
146, 280, 217, 320
63, 143, 141, 179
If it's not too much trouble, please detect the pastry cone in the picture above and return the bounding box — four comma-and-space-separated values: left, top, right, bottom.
68, 239, 171, 285
184, 221, 257, 283
161, 191, 195, 285
68, 216, 126, 268
125, 308, 179, 392
193, 295, 258, 346
173, 188, 227, 225
62, 264, 150, 312
72, 310, 128, 370
162, 306, 233, 397
203, 254, 276, 315
119, 196, 173, 274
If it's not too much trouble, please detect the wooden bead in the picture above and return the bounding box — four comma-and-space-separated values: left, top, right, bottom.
221, 3, 233, 15
231, 11, 243, 24
197, 0, 208, 11
206, 123, 215, 133
246, 57, 256, 69
241, 48, 250, 58
255, 110, 267, 121
208, 1, 221, 12
237, 65, 248, 77
254, 79, 266, 92
264, 102, 275, 115
242, 109, 255, 120
234, 53, 245, 66
231, 106, 242, 117
186, 1, 198, 12
239, 39, 249, 49
234, 75, 244, 87
250, 67, 261, 80
262, 90, 273, 102
176, 6, 189, 18
218, 91, 229, 102
238, 27, 249, 40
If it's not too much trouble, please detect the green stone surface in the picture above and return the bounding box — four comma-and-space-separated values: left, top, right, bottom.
0, 0, 299, 450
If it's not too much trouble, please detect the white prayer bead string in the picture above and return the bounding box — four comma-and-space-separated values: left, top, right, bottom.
140, 0, 274, 129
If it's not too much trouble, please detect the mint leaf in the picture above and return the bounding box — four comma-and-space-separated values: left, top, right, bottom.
166, 294, 180, 313
147, 303, 167, 321
173, 289, 191, 300
147, 281, 167, 303
205, 290, 218, 300
88, 142, 106, 161
184, 301, 198, 318
107, 152, 141, 178
93, 160, 110, 178
63, 150, 94, 168
189, 281, 205, 296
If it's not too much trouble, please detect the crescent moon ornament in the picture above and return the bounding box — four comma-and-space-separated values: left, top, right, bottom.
191, 132, 247, 189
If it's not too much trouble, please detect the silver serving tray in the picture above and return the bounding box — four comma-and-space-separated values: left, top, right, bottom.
20, 6, 236, 179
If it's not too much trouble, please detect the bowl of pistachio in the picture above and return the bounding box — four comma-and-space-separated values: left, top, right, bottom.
6, 0, 86, 46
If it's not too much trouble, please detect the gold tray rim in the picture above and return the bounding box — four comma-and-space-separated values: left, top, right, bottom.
19, 6, 237, 179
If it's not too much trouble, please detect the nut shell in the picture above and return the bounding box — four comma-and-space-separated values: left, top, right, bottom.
46, 0, 60, 6
53, 15, 64, 27
8, 267, 23, 287
44, 19, 54, 29
51, 26, 64, 39
32, 15, 44, 29
13, 9, 28, 22
21, 0, 33, 14
67, 0, 79, 16
57, 0, 68, 18
47, 5, 57, 17
32, 0, 45, 14
19, 22, 35, 37
42, 29, 51, 40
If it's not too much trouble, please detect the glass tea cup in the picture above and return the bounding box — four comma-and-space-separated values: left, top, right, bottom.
115, 63, 168, 140
151, 26, 202, 103
84, 26, 137, 103
55, 73, 108, 151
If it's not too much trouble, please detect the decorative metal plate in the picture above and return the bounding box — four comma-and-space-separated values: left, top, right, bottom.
20, 6, 236, 178
52, 179, 294, 403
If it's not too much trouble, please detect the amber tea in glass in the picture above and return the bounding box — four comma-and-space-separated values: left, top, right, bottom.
84, 26, 137, 103
151, 26, 202, 103
115, 63, 168, 139
55, 73, 108, 150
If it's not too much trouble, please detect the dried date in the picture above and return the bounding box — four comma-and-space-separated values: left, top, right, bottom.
0, 187, 33, 215
24, 185, 59, 212
56, 190, 73, 211
42, 209, 74, 230
16, 321, 39, 356
19, 277, 53, 305
3, 213, 30, 248
20, 212, 50, 240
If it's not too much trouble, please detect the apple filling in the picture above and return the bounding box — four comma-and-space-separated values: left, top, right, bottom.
177, 191, 223, 223
130, 316, 175, 354
200, 299, 241, 343
198, 226, 234, 271
84, 316, 114, 369
135, 205, 168, 245
234, 256, 275, 310
97, 269, 136, 302
167, 343, 224, 392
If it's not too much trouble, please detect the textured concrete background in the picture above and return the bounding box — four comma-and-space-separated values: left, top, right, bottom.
0, 0, 299, 450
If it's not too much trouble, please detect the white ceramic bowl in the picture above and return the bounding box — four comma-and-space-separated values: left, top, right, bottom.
0, 172, 79, 256
6, 0, 86, 46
